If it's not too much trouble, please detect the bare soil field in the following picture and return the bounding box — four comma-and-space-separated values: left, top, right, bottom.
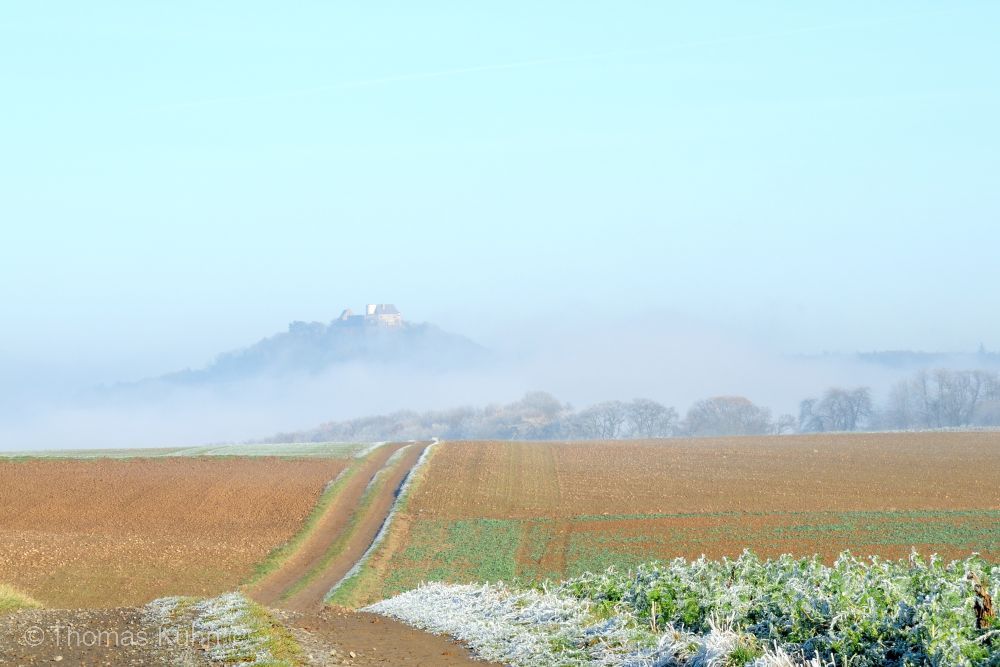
411, 433, 1000, 517
338, 433, 1000, 605
0, 457, 347, 608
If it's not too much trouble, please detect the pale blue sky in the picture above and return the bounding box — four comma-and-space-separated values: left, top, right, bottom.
2, 2, 998, 382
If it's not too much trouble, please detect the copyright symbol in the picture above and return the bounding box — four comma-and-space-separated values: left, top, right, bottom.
22, 625, 45, 647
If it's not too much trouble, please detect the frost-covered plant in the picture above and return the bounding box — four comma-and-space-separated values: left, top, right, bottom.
562, 551, 999, 666
367, 551, 999, 666
146, 592, 300, 666
366, 581, 657, 666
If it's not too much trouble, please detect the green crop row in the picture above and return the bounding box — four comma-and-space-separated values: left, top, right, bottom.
358, 510, 1000, 605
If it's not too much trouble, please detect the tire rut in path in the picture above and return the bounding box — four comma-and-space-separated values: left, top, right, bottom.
246, 442, 408, 608
280, 441, 430, 612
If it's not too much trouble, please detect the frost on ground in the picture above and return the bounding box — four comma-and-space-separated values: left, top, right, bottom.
364, 582, 824, 667
364, 444, 411, 493
321, 466, 351, 494
354, 441, 388, 459
365, 551, 999, 666
146, 592, 298, 666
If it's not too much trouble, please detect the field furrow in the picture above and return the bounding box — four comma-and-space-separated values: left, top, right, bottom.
338, 433, 1000, 606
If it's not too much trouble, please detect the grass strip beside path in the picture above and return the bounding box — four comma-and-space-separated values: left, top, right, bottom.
0, 584, 42, 614
245, 456, 370, 587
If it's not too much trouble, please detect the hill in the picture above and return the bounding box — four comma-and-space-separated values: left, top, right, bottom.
117, 311, 488, 389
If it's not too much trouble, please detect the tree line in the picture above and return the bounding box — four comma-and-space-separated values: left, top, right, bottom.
264, 368, 1000, 443
799, 369, 1000, 432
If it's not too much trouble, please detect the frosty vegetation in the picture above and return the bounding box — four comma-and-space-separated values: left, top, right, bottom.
366, 551, 999, 667
146, 592, 298, 666
267, 368, 1000, 442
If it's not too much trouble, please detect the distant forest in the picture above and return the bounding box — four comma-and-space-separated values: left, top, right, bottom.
264, 367, 1000, 443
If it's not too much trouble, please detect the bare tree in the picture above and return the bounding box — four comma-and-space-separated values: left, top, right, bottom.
625, 398, 678, 438
563, 401, 624, 439
881, 369, 1000, 429
847, 387, 874, 429
798, 398, 822, 433
505, 391, 572, 439
799, 387, 872, 431
566, 409, 601, 439
585, 400, 628, 439
932, 369, 985, 426
884, 379, 920, 429
683, 396, 773, 437
773, 414, 797, 434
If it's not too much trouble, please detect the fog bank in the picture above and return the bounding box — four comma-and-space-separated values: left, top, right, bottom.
3, 313, 981, 450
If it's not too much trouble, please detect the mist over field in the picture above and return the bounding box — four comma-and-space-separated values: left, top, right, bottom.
2, 307, 997, 450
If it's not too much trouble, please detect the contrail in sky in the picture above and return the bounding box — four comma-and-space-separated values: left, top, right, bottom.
162, 9, 954, 111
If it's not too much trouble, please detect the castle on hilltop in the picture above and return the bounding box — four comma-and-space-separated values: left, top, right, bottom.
337, 304, 403, 328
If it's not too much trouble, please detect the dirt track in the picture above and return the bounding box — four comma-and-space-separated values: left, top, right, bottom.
0, 607, 185, 666
247, 443, 407, 607
247, 442, 432, 612
281, 442, 431, 611
0, 605, 495, 666
277, 606, 494, 666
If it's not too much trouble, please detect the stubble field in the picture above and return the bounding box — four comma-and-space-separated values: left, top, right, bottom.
0, 457, 347, 607
336, 432, 1000, 605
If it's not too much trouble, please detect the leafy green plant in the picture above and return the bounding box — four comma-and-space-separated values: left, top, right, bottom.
562, 550, 999, 666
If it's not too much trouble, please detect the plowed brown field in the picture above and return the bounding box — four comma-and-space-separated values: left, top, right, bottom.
338, 433, 1000, 606
411, 433, 1000, 517
0, 457, 346, 608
